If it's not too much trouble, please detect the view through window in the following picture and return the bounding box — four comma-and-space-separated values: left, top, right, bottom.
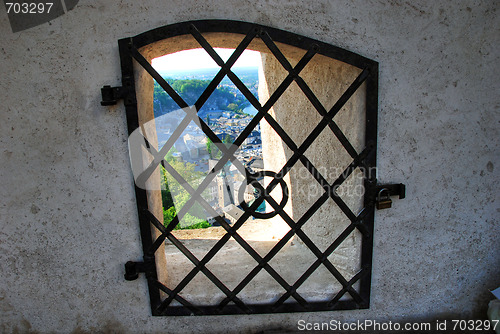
152, 48, 267, 233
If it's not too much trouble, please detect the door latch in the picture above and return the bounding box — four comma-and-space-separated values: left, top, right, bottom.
373, 183, 405, 210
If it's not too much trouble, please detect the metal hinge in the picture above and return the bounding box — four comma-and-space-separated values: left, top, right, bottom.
124, 256, 156, 281
100, 85, 126, 106
100, 76, 136, 106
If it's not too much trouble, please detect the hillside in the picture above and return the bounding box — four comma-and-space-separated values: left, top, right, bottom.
153, 68, 259, 117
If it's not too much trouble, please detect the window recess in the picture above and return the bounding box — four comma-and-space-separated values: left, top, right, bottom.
101, 20, 405, 316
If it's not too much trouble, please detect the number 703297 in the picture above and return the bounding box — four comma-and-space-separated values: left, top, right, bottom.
5, 2, 53, 14
451, 319, 498, 331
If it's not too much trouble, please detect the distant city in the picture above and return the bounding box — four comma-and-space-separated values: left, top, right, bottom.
153, 67, 265, 227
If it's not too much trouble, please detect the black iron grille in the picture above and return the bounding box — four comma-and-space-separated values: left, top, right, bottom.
117, 20, 379, 316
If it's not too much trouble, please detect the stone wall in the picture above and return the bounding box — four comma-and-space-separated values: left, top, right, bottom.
0, 1, 498, 333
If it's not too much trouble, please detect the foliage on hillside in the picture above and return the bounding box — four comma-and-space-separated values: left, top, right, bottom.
206, 134, 233, 160
161, 150, 210, 230
153, 79, 251, 115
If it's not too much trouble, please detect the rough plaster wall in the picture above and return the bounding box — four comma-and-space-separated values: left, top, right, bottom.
0, 0, 498, 333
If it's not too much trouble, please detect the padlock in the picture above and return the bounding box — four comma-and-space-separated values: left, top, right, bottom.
376, 188, 392, 210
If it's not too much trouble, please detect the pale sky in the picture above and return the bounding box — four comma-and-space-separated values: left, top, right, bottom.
152, 48, 261, 72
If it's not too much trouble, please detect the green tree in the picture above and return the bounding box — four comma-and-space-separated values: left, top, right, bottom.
206, 137, 225, 159
206, 137, 213, 158
227, 103, 238, 111
223, 134, 233, 145
163, 206, 177, 227
160, 151, 210, 229
153, 80, 178, 115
